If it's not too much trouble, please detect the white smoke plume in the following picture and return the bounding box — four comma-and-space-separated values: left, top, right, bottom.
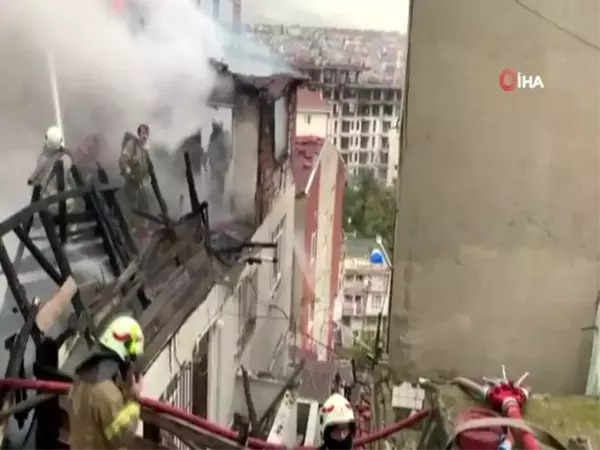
0, 0, 226, 163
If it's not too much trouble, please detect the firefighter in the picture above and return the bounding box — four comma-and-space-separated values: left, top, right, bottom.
320, 393, 357, 450
69, 316, 144, 450
119, 124, 151, 231
206, 121, 232, 202
28, 125, 67, 186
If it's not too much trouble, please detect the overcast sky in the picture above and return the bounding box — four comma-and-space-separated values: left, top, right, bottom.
242, 0, 409, 32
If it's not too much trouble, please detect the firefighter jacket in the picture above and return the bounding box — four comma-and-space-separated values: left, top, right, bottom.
69, 355, 140, 450
207, 125, 232, 173
119, 133, 150, 187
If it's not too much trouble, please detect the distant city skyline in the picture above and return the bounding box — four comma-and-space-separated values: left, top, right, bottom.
242, 0, 409, 33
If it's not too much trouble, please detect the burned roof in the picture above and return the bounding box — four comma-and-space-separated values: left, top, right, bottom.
0, 148, 274, 401
208, 26, 308, 102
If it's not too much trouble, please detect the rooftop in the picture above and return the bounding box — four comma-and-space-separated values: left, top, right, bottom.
246, 24, 406, 85
291, 136, 324, 196
344, 236, 391, 266
296, 88, 329, 111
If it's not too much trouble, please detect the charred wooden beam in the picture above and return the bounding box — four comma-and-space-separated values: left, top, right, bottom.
0, 182, 119, 238
34, 337, 60, 449
0, 239, 41, 344
96, 165, 138, 257
184, 151, 201, 212
55, 160, 67, 244
1, 298, 39, 395
240, 366, 260, 434
146, 156, 171, 225
24, 184, 43, 235
13, 225, 62, 285
91, 184, 129, 268
69, 167, 121, 276
0, 298, 40, 444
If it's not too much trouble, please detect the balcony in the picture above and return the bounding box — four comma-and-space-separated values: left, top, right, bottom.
342, 301, 363, 317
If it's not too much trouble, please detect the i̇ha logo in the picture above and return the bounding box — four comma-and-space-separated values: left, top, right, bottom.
499, 69, 544, 91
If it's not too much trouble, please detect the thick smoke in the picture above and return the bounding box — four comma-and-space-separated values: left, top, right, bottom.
0, 0, 226, 164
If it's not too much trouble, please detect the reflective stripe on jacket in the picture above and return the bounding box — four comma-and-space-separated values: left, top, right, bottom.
69, 379, 140, 450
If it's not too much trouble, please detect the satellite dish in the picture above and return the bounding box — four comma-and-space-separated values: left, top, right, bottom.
370, 249, 384, 265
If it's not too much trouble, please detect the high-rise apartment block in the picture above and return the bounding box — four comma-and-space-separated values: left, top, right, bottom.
249, 26, 406, 186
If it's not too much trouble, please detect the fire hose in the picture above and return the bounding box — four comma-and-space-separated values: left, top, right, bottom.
0, 377, 430, 449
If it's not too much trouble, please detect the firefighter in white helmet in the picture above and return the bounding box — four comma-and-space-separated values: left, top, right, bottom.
320, 393, 357, 449
69, 316, 144, 449
45, 125, 64, 150
28, 125, 67, 186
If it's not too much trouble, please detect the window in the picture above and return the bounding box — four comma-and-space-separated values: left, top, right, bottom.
310, 230, 317, 262
341, 153, 348, 164
382, 121, 391, 133
334, 121, 338, 133
358, 152, 368, 164
271, 218, 285, 291
382, 105, 394, 116
304, 114, 312, 125
372, 295, 383, 309
333, 104, 339, 116
360, 120, 369, 133
333, 137, 338, 147
341, 137, 349, 150
236, 270, 258, 354
345, 274, 354, 283
360, 137, 369, 149
371, 105, 380, 116
341, 121, 351, 133
380, 151, 389, 164
344, 295, 353, 302
274, 97, 289, 159
382, 136, 389, 149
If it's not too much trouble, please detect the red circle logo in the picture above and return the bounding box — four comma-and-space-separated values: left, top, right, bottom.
499, 69, 517, 91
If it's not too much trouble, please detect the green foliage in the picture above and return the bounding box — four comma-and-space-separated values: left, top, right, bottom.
351, 334, 377, 370
344, 171, 396, 253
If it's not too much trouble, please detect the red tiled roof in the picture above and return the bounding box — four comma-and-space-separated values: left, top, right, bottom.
297, 88, 329, 110
292, 135, 325, 195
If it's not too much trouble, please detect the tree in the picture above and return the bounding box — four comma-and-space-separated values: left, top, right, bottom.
343, 170, 396, 253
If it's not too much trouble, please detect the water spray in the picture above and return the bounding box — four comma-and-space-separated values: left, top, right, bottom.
46, 52, 64, 144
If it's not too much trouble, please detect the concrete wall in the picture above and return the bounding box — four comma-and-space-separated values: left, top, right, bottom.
313, 142, 339, 360
327, 152, 345, 357
144, 178, 296, 425
243, 177, 296, 377
390, 0, 600, 393
296, 110, 329, 140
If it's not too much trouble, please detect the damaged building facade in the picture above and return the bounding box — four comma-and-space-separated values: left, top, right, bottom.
138, 68, 302, 433
0, 55, 304, 446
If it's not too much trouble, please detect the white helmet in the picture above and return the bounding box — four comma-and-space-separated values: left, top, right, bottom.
321, 393, 355, 429
99, 316, 144, 361
45, 125, 64, 150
